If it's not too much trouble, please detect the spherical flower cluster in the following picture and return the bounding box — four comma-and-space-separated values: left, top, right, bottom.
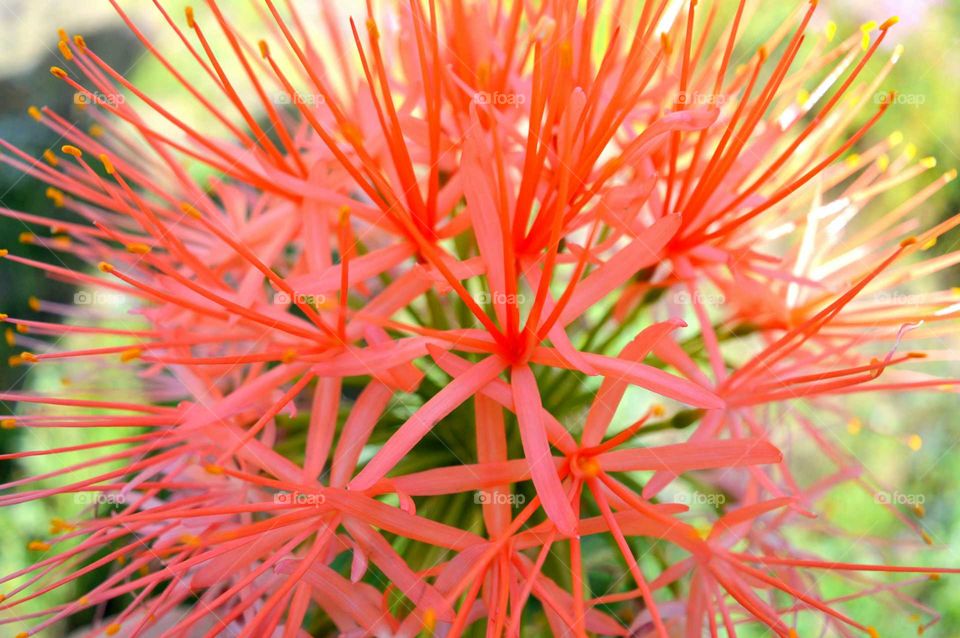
1, 1, 959, 636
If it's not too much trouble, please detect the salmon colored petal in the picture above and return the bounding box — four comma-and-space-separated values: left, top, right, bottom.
511, 365, 577, 536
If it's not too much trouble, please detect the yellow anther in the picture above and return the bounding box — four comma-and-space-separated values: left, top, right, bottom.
62, 145, 83, 158
845, 154, 861, 168
126, 242, 151, 255
20, 352, 39, 363
920, 156, 937, 169
281, 349, 297, 364
651, 404, 666, 417
120, 348, 143, 363
180, 534, 202, 547
907, 434, 923, 451
899, 236, 919, 248
16, 323, 28, 334
42, 149, 59, 166
876, 154, 889, 172
204, 464, 224, 475
28, 540, 52, 551
185, 6, 196, 28
945, 169, 958, 182
99, 154, 115, 174
365, 18, 380, 40
50, 66, 68, 79
904, 143, 918, 161
0, 419, 15, 430
888, 130, 904, 146
3, 329, 12, 347
46, 186, 63, 208
19, 232, 35, 245
57, 28, 68, 41
867, 628, 879, 638
8, 355, 24, 367
105, 623, 121, 636
880, 16, 900, 31
180, 202, 202, 219
824, 21, 837, 42
259, 40, 270, 58
660, 32, 672, 55
98, 262, 114, 273
28, 296, 40, 312
423, 608, 437, 632
73, 34, 86, 50
914, 502, 925, 517
921, 530, 933, 545
50, 517, 76, 533
89, 124, 105, 138
28, 105, 42, 121
57, 40, 73, 61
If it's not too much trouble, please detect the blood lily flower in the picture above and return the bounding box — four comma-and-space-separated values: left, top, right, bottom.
0, 1, 958, 636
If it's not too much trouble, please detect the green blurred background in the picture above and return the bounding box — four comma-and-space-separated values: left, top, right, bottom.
0, 1, 957, 635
